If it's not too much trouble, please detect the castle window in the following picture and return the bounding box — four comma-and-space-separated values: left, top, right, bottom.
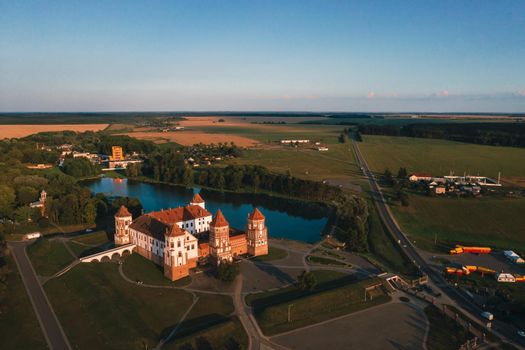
177, 241, 181, 247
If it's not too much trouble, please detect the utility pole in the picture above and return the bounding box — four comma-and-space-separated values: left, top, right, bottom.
288, 304, 294, 323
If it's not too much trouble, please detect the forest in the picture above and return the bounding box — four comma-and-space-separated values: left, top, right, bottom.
358, 122, 525, 147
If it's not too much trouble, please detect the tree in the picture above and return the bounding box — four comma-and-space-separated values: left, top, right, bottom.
338, 133, 346, 143
297, 271, 317, 291
62, 157, 101, 178
216, 261, 240, 282
16, 186, 38, 206
397, 167, 408, 179
125, 163, 142, 178
397, 190, 409, 206
0, 185, 16, 218
383, 169, 394, 186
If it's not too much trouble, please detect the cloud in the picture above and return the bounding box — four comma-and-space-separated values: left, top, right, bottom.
438, 90, 449, 97
517, 90, 525, 97
367, 91, 376, 99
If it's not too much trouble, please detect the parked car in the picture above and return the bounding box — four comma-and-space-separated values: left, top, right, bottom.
518, 330, 525, 338
481, 311, 494, 321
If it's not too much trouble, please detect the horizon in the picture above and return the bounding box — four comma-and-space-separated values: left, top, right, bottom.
1, 1, 524, 112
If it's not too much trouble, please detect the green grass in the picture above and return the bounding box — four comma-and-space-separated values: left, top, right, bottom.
251, 276, 390, 335
122, 253, 191, 287
307, 255, 347, 266
224, 143, 361, 184
424, 305, 471, 350
252, 246, 288, 262
359, 135, 525, 185
103, 170, 126, 179
197, 124, 345, 144
0, 255, 48, 349
27, 239, 75, 276
44, 262, 195, 349
391, 194, 525, 252
70, 230, 110, 246
165, 317, 248, 350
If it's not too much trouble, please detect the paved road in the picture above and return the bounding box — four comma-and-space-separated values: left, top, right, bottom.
351, 139, 525, 349
8, 241, 72, 350
272, 301, 429, 350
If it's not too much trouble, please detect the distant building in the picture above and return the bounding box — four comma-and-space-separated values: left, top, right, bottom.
409, 173, 432, 182
114, 194, 269, 281
434, 186, 446, 195
110, 146, 124, 161
29, 190, 47, 217
317, 147, 329, 152
280, 139, 310, 144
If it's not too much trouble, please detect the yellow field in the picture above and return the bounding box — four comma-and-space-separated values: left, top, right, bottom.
0, 124, 109, 138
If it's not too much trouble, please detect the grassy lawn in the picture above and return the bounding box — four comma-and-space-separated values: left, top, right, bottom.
122, 253, 191, 287
391, 194, 525, 252
246, 271, 390, 336
70, 230, 110, 246
252, 246, 288, 262
27, 239, 75, 276
224, 143, 361, 184
165, 317, 248, 350
45, 262, 195, 349
306, 255, 347, 266
0, 255, 48, 350
424, 305, 471, 350
66, 230, 111, 257
359, 135, 525, 186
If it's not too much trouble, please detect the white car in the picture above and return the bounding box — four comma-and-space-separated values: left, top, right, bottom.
518, 330, 525, 338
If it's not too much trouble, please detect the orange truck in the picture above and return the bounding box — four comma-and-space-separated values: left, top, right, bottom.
449, 245, 492, 255
445, 265, 496, 276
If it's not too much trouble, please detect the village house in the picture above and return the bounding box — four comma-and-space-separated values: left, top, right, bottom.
408, 173, 432, 182
114, 194, 268, 281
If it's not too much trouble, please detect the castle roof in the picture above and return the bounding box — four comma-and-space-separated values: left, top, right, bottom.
248, 207, 265, 221
191, 193, 205, 203
115, 205, 132, 218
166, 223, 185, 237
210, 209, 229, 227
129, 215, 168, 241
148, 205, 211, 224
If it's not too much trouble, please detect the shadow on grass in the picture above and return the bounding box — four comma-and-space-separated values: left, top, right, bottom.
162, 314, 230, 346
250, 273, 359, 310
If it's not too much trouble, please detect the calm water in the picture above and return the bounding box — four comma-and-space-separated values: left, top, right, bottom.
83, 178, 328, 243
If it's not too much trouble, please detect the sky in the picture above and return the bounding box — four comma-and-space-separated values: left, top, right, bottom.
1, 0, 524, 112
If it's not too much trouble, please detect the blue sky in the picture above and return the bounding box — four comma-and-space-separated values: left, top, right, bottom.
1, 0, 524, 112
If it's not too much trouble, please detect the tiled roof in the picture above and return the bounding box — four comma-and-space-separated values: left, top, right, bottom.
410, 173, 432, 177
166, 223, 185, 237
248, 207, 265, 221
210, 209, 229, 227
148, 205, 211, 224
115, 205, 132, 217
129, 215, 169, 241
191, 193, 205, 203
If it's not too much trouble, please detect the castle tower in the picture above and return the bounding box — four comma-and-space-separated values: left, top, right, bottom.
208, 209, 232, 264
190, 193, 205, 209
114, 205, 132, 245
163, 224, 190, 281
247, 208, 268, 256
39, 190, 47, 217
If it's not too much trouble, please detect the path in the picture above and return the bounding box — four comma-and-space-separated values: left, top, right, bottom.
8, 241, 72, 350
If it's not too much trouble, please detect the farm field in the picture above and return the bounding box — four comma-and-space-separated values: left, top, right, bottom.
0, 124, 109, 138
123, 130, 259, 147
223, 143, 363, 188
391, 195, 525, 252
359, 135, 525, 186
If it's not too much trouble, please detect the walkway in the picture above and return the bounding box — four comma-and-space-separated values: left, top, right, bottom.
8, 241, 72, 350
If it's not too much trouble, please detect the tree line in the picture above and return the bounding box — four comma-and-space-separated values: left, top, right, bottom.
358, 122, 525, 148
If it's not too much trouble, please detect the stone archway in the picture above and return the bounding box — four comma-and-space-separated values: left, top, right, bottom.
111, 252, 121, 261
101, 256, 111, 262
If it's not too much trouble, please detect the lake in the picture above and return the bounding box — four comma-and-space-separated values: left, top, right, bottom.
83, 177, 329, 243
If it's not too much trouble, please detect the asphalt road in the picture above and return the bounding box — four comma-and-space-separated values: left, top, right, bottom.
8, 241, 72, 350
351, 140, 525, 349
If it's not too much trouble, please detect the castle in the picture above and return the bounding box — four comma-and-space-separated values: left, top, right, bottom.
114, 194, 268, 281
